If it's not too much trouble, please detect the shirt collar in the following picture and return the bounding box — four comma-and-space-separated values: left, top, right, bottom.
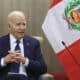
10, 34, 23, 44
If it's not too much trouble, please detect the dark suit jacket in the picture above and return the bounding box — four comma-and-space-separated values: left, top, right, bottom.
0, 34, 47, 80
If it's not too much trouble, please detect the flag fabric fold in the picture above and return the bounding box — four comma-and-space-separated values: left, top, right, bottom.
42, 0, 80, 80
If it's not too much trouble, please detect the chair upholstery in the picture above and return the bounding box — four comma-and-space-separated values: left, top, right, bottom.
39, 73, 54, 80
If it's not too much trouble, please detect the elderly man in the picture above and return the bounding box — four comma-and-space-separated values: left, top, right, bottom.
0, 11, 47, 80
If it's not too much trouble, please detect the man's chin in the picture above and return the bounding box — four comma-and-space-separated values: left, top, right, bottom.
17, 36, 24, 39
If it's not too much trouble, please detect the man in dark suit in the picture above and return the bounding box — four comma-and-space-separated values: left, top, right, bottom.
0, 11, 47, 80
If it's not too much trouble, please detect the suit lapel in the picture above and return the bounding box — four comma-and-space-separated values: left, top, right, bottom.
3, 34, 10, 52
1, 34, 10, 57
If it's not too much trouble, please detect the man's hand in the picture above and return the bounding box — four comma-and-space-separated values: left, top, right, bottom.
4, 51, 18, 64
15, 53, 26, 64
4, 50, 26, 64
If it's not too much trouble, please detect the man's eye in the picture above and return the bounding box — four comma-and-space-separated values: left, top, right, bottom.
23, 23, 26, 26
16, 23, 26, 26
16, 23, 21, 26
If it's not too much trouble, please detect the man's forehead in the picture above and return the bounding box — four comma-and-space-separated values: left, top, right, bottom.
10, 14, 26, 23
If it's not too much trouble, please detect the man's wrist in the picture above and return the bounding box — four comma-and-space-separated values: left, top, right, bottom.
1, 58, 7, 67
23, 58, 29, 67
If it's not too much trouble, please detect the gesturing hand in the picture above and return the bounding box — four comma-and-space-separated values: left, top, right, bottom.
4, 50, 26, 64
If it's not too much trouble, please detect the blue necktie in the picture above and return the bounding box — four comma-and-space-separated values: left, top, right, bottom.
15, 40, 21, 51
10, 40, 20, 73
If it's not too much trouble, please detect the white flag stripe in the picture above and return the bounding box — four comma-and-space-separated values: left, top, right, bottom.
42, 11, 64, 53
42, 0, 80, 53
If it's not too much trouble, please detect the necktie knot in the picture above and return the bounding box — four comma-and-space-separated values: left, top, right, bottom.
15, 40, 20, 51
16, 40, 20, 44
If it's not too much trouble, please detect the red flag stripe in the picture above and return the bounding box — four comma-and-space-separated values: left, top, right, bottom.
50, 0, 62, 9
57, 39, 80, 80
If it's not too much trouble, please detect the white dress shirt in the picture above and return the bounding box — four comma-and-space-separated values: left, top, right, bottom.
1, 34, 29, 76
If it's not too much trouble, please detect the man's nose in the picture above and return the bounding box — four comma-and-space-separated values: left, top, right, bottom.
20, 24, 26, 29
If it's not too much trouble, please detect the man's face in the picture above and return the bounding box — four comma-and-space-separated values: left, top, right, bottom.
9, 15, 26, 39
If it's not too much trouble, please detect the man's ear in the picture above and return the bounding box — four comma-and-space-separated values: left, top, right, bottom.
8, 22, 11, 30
8, 21, 12, 27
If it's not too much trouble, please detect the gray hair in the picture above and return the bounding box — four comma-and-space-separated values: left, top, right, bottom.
8, 11, 25, 22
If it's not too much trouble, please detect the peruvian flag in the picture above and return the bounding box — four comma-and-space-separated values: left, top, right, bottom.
42, 0, 80, 80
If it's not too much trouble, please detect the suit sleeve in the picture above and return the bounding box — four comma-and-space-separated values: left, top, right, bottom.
0, 38, 7, 70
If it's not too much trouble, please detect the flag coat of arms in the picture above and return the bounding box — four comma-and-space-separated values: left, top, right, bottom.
42, 0, 80, 80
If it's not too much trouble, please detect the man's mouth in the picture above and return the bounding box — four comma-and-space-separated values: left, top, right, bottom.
18, 32, 25, 34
